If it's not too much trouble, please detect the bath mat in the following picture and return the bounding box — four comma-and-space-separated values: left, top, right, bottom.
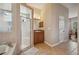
21, 47, 39, 55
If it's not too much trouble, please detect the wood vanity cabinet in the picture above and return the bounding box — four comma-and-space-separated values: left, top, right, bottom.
34, 30, 44, 44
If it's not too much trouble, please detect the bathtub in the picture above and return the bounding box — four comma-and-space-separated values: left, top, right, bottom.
0, 42, 16, 55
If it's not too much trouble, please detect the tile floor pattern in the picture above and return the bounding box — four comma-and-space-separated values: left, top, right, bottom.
35, 40, 77, 55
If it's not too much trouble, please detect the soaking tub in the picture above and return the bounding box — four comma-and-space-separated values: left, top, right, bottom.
0, 42, 16, 55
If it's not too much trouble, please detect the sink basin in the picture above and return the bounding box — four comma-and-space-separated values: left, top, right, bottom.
0, 45, 9, 55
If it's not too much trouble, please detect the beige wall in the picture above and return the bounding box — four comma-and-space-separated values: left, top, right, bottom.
12, 4, 21, 54
77, 4, 79, 54
43, 4, 69, 46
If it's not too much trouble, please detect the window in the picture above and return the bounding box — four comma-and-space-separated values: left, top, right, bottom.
0, 4, 12, 32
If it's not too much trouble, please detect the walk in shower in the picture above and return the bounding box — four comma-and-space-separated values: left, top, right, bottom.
20, 4, 32, 50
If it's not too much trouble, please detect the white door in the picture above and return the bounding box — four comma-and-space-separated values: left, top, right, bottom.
59, 16, 65, 42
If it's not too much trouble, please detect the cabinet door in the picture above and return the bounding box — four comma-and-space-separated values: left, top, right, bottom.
34, 30, 44, 44
38, 32, 44, 42
34, 32, 39, 44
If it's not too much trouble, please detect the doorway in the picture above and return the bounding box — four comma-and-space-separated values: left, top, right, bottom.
69, 17, 78, 42
59, 16, 65, 42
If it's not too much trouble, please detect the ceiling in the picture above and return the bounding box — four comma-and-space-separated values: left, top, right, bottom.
27, 3, 79, 18
61, 3, 78, 8
61, 3, 78, 18
27, 3, 46, 10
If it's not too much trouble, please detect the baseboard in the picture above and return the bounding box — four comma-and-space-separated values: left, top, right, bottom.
52, 41, 63, 47
44, 41, 64, 47
44, 41, 53, 47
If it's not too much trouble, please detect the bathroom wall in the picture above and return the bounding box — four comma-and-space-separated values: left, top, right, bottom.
77, 4, 79, 55
43, 4, 69, 46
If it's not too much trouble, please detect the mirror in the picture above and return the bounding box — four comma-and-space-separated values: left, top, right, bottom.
33, 19, 40, 30
0, 3, 12, 32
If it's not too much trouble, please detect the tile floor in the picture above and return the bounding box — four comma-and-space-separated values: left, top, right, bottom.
34, 40, 77, 55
